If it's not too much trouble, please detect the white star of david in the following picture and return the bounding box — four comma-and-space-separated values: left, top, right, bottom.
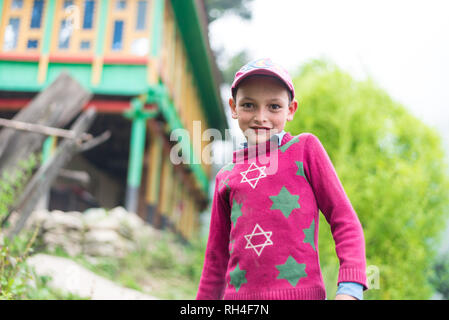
244, 224, 273, 256
240, 162, 267, 189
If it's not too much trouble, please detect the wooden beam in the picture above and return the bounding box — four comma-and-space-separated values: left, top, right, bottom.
0, 72, 92, 174
0, 117, 92, 141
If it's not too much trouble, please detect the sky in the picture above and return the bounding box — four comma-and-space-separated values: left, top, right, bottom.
208, 0, 449, 162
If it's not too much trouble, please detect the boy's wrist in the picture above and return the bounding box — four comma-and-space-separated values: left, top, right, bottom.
336, 282, 364, 300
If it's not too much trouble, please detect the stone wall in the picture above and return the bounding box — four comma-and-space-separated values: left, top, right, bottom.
23, 207, 163, 258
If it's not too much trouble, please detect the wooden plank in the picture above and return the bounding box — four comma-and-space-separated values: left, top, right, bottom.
4, 107, 108, 236
0, 117, 92, 141
0, 71, 92, 175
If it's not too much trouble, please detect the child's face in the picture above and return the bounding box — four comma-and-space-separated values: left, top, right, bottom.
229, 75, 298, 145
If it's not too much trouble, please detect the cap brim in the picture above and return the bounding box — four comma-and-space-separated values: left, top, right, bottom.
231, 69, 294, 99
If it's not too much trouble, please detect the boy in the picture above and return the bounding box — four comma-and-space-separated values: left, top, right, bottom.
196, 58, 367, 300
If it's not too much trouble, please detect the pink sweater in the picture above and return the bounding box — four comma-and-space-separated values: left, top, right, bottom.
196, 132, 367, 300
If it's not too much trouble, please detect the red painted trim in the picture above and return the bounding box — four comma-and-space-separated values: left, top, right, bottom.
84, 100, 130, 113
103, 56, 148, 65
0, 98, 158, 114
0, 53, 148, 65
49, 54, 94, 63
0, 53, 40, 62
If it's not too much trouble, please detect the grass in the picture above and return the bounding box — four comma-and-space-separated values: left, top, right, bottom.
43, 233, 207, 300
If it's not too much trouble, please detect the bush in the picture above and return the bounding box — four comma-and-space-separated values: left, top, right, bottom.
286, 59, 449, 299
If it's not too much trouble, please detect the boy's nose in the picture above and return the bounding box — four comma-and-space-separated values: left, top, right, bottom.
253, 109, 268, 124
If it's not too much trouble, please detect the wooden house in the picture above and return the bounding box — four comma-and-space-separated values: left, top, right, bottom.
0, 0, 227, 240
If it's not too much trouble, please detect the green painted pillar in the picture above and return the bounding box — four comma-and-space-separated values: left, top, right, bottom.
42, 136, 56, 163
38, 0, 56, 83
147, 0, 165, 84
41, 0, 56, 55
150, 0, 165, 57
91, 0, 109, 85
95, 0, 108, 56
123, 97, 158, 213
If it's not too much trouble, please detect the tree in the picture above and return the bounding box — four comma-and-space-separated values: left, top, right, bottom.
204, 0, 254, 24
286, 59, 449, 299
203, 0, 254, 86
430, 252, 449, 299
220, 50, 251, 85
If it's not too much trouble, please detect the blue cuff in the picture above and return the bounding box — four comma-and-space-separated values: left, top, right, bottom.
336, 282, 364, 300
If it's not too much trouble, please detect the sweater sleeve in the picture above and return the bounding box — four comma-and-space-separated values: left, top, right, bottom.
304, 133, 368, 290
196, 174, 231, 300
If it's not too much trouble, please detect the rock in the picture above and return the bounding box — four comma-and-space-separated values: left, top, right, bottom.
21, 206, 166, 259
83, 213, 121, 231
83, 229, 135, 257
84, 229, 120, 244
27, 253, 158, 300
43, 210, 84, 231
83, 242, 119, 257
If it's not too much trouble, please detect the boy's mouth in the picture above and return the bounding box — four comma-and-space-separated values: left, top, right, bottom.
251, 127, 271, 133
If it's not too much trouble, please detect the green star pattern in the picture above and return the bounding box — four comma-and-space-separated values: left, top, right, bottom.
269, 186, 300, 218
276, 256, 307, 287
231, 198, 244, 227
303, 219, 316, 251
295, 161, 309, 183
219, 178, 230, 191
220, 162, 235, 173
229, 263, 247, 292
229, 239, 235, 254
280, 136, 300, 153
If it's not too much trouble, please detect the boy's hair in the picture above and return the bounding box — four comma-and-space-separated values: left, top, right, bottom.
231, 74, 293, 104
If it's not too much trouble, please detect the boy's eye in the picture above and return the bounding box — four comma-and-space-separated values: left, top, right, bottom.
241, 103, 253, 108
270, 104, 281, 110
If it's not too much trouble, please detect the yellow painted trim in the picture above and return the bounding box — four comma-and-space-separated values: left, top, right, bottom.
146, 133, 162, 204
0, 0, 13, 50
147, 56, 158, 85
91, 55, 103, 85
37, 54, 49, 83
159, 155, 170, 214
0, 0, 47, 53
166, 167, 176, 222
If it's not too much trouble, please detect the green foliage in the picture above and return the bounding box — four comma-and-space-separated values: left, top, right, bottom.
220, 50, 251, 85
286, 58, 449, 299
24, 273, 89, 300
0, 228, 37, 299
430, 252, 449, 299
48, 233, 208, 300
0, 152, 40, 223
0, 152, 83, 299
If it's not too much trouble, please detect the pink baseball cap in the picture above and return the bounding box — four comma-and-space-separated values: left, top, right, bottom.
231, 58, 295, 100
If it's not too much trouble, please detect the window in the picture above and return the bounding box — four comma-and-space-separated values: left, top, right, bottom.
83, 0, 95, 29
27, 39, 39, 49
64, 0, 74, 9
58, 19, 72, 49
116, 0, 126, 10
3, 18, 20, 51
136, 1, 147, 30
12, 0, 23, 10
30, 0, 44, 29
80, 40, 90, 50
112, 20, 124, 50
131, 38, 148, 55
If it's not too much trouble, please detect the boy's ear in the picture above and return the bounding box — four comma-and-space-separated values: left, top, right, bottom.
229, 98, 238, 119
287, 100, 298, 121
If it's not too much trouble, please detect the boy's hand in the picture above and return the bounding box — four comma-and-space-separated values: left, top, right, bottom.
335, 294, 357, 300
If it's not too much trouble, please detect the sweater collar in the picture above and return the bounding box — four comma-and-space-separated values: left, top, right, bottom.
233, 131, 293, 163
239, 130, 287, 149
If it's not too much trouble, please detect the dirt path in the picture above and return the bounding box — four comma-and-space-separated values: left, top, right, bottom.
27, 254, 158, 300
